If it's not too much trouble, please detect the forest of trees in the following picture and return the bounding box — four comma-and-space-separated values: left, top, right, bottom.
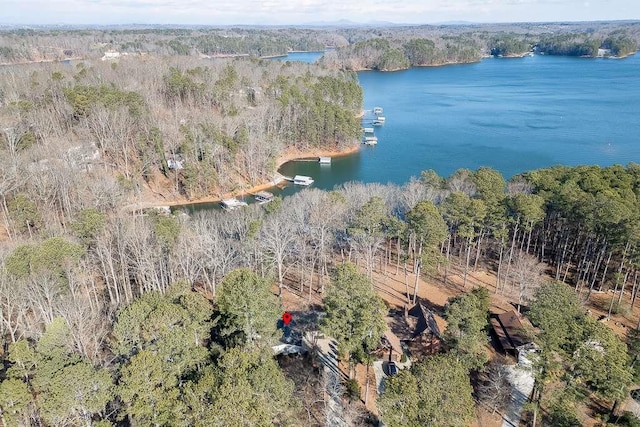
488, 31, 639, 58
602, 32, 639, 57
1, 21, 638, 66
489, 33, 533, 56
534, 31, 638, 57
536, 33, 603, 57
1, 22, 640, 426
0, 57, 362, 203
319, 36, 482, 70
1, 133, 640, 423
0, 27, 342, 63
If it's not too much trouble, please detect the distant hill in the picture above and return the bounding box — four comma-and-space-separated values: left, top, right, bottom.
300, 19, 404, 28
433, 21, 477, 26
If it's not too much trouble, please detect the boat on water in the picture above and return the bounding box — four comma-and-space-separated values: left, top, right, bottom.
293, 175, 314, 186
220, 198, 248, 211
373, 107, 383, 115
372, 120, 384, 126
362, 127, 375, 133
319, 156, 331, 164
254, 191, 275, 204
363, 136, 378, 145
375, 116, 386, 123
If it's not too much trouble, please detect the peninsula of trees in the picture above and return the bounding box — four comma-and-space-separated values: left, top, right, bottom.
0, 57, 362, 203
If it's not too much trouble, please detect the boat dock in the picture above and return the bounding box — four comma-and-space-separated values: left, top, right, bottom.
293, 175, 314, 186
253, 191, 275, 204
362, 107, 385, 123
220, 198, 248, 211
362, 118, 379, 145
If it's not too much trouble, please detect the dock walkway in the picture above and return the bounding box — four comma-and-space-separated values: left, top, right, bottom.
304, 333, 347, 427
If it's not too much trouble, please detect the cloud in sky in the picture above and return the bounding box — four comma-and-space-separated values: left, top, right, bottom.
2, 0, 639, 25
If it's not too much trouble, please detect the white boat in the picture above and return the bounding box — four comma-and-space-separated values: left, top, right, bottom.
220, 198, 248, 211
373, 107, 383, 115
319, 157, 331, 164
363, 136, 378, 145
375, 116, 386, 123
254, 191, 274, 204
293, 175, 314, 186
362, 127, 375, 134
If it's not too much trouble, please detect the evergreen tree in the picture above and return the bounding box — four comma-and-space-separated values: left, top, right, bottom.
444, 287, 491, 370
378, 354, 475, 427
321, 263, 387, 368
214, 268, 281, 347
1, 318, 113, 426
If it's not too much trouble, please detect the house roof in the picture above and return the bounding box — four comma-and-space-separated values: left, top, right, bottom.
383, 327, 403, 355
491, 310, 530, 352
408, 301, 442, 338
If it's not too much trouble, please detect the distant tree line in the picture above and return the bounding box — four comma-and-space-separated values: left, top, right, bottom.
0, 27, 346, 63
535, 31, 638, 57
1, 22, 638, 65
536, 33, 603, 57
486, 31, 639, 58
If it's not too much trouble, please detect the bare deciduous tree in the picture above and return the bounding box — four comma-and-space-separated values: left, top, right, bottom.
477, 360, 512, 416
260, 205, 299, 297
506, 250, 545, 312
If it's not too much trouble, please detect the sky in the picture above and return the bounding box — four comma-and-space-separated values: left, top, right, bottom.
1, 0, 638, 26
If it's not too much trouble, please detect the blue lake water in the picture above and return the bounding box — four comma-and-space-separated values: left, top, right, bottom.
178, 53, 640, 211
282, 53, 640, 189
276, 51, 325, 63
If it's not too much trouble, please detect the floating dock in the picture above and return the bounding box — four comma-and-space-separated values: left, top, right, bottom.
293, 175, 314, 186
254, 191, 275, 204
363, 136, 378, 145
220, 198, 248, 211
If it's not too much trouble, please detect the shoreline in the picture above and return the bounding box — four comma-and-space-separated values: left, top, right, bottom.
344, 50, 638, 72
259, 50, 326, 60
4, 50, 635, 69
132, 143, 362, 211
0, 56, 86, 66
349, 58, 482, 72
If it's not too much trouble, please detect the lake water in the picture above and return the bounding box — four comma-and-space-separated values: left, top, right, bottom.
178, 52, 640, 212
283, 53, 640, 184
276, 51, 324, 63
